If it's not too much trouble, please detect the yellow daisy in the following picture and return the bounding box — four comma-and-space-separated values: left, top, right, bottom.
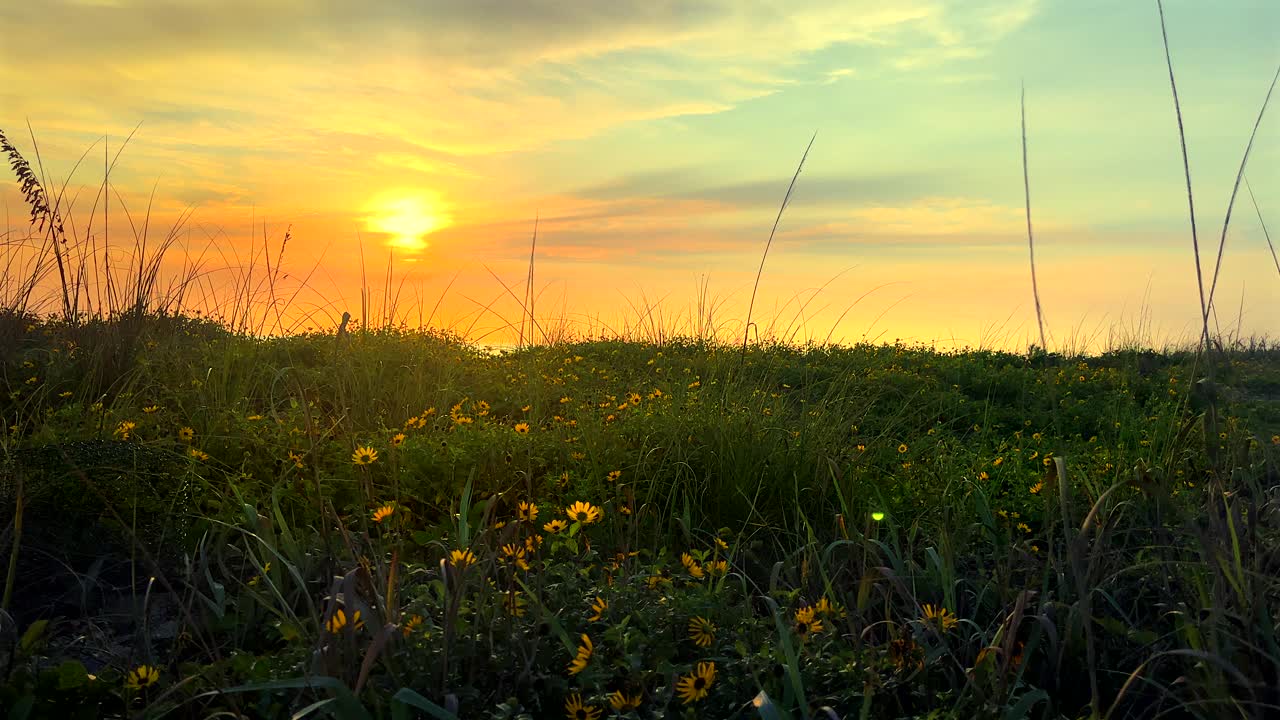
794, 606, 824, 640
543, 518, 568, 534
401, 614, 424, 637
587, 596, 607, 622
371, 504, 395, 523
688, 616, 716, 647
351, 445, 378, 465
448, 549, 476, 570
608, 690, 641, 712
514, 422, 530, 434
389, 432, 406, 447
516, 501, 538, 523
124, 664, 159, 690
499, 543, 530, 571
565, 501, 602, 525
814, 597, 847, 619
674, 661, 716, 704
922, 603, 958, 632
177, 426, 194, 442
565, 693, 601, 720
567, 633, 593, 675
326, 608, 364, 634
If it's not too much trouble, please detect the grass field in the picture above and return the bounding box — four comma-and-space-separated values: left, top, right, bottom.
2, 309, 1279, 719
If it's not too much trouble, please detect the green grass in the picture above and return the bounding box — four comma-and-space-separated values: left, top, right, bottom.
1, 313, 1277, 719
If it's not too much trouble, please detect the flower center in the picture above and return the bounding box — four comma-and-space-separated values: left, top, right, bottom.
694, 677, 706, 689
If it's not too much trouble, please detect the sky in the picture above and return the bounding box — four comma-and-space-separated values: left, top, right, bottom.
1, 0, 1277, 349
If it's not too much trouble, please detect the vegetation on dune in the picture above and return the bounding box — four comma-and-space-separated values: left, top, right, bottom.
0, 312, 1278, 719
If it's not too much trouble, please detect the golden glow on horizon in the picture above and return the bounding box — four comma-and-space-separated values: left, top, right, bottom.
364, 191, 452, 252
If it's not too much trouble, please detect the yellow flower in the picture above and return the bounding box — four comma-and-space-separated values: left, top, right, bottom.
897, 443, 908, 454
189, 447, 210, 461
401, 614, 424, 637
142, 405, 160, 414
675, 661, 716, 704
565, 693, 601, 720
794, 606, 824, 639
543, 518, 568, 534
326, 608, 364, 634
1029, 480, 1043, 495
58, 391, 73, 398
558, 470, 571, 487
567, 633, 593, 675
565, 501, 602, 525
449, 549, 476, 570
177, 426, 194, 442
680, 552, 705, 578
588, 596, 608, 621
606, 469, 622, 483
814, 597, 847, 619
688, 616, 716, 647
608, 690, 641, 711
513, 422, 530, 435
371, 504, 395, 523
124, 664, 159, 690
922, 603, 958, 632
114, 420, 136, 439
389, 432, 406, 447
500, 543, 530, 571
1043, 455, 1053, 467
247, 414, 264, 421
351, 446, 379, 465
993, 457, 1004, 467
288, 450, 305, 469
516, 501, 538, 523
1272, 435, 1279, 445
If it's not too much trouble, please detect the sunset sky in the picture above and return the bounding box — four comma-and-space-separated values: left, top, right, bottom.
2, 0, 1277, 348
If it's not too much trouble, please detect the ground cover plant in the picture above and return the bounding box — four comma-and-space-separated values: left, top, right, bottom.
1, 308, 1278, 719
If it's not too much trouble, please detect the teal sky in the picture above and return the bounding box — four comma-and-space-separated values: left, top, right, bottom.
1, 1, 1276, 346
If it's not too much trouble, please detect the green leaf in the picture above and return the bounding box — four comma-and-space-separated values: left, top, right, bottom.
222, 676, 371, 720
18, 620, 48, 655
391, 688, 460, 720
57, 660, 89, 690
1003, 689, 1048, 720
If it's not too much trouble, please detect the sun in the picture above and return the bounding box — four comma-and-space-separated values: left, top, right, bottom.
364, 191, 452, 252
